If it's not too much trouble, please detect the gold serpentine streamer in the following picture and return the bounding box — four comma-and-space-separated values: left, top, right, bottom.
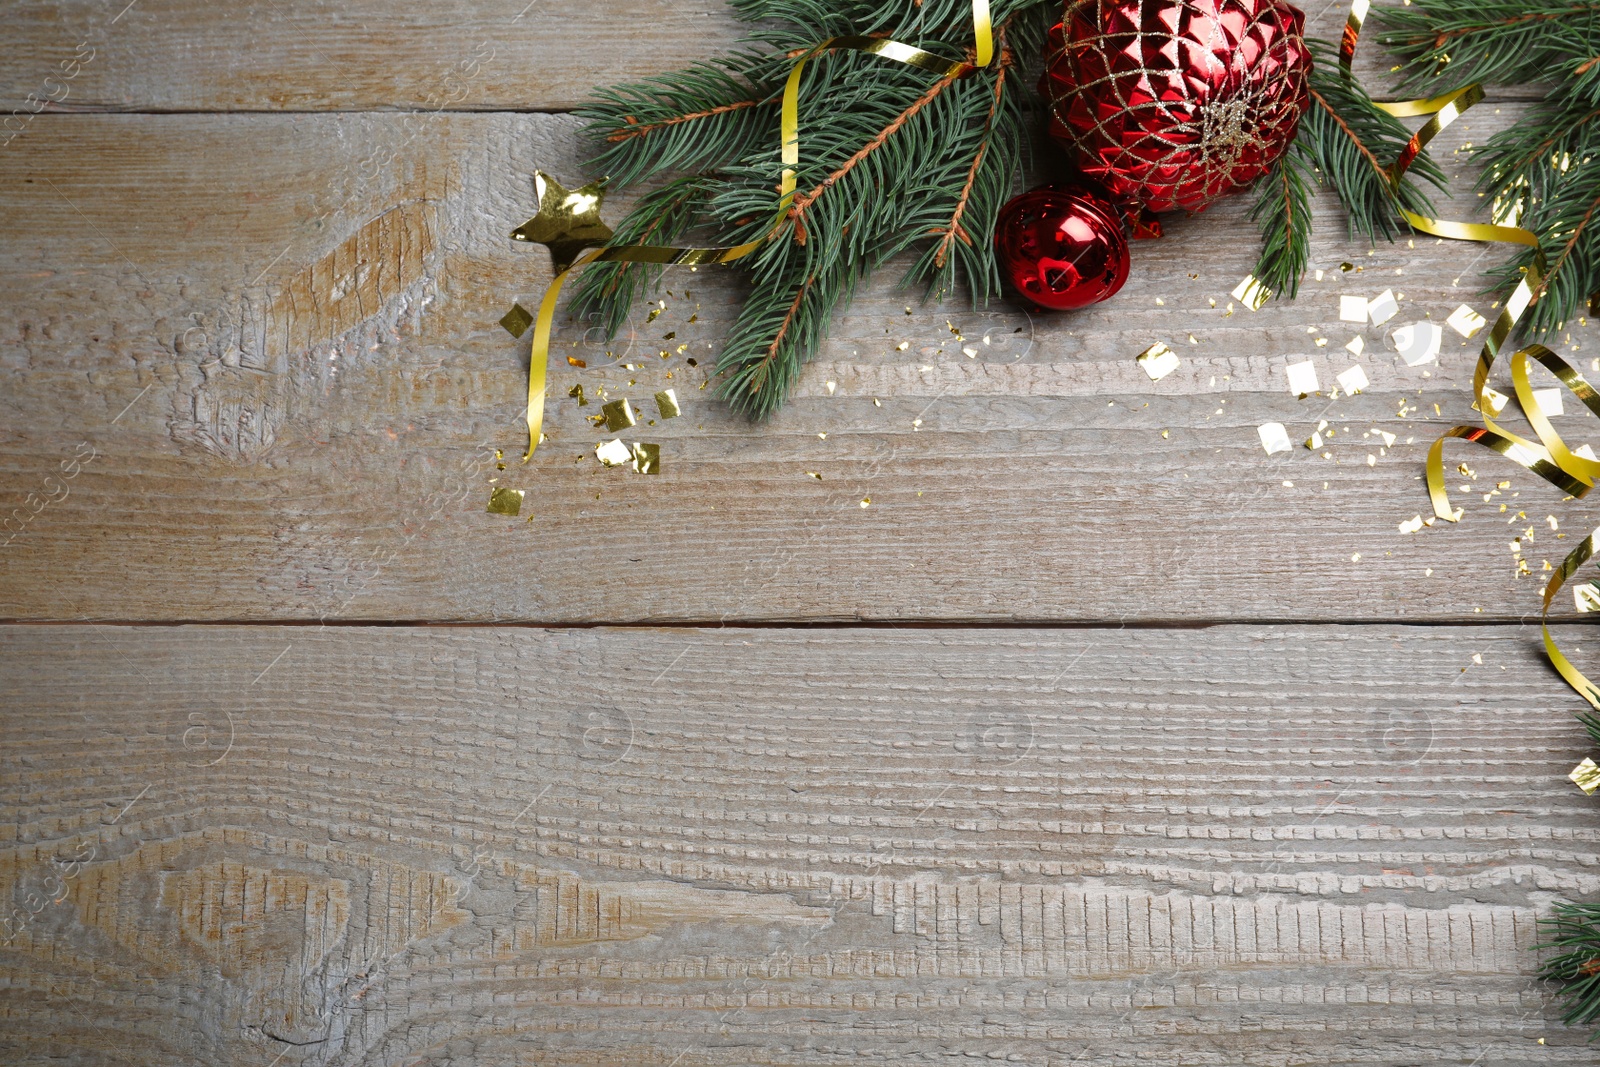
1341, 0, 1585, 516
512, 3, 994, 462
1345, 2, 1600, 708
1545, 528, 1600, 711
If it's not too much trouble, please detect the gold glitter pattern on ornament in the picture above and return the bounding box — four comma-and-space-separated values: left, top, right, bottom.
1043, 0, 1312, 213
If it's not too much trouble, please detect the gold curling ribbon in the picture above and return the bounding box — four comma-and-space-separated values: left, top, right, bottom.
1544, 528, 1600, 711
1344, 2, 1600, 708
511, 4, 994, 462
1342, 1, 1589, 516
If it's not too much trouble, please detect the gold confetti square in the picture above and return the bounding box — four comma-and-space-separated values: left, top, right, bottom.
486, 487, 524, 517
655, 389, 680, 420
1335, 365, 1369, 395
1285, 359, 1319, 397
631, 442, 660, 475
602, 399, 637, 432
1136, 342, 1180, 381
499, 303, 534, 338
595, 439, 631, 467
1571, 757, 1600, 795
1447, 304, 1486, 338
1576, 583, 1600, 613
1231, 274, 1271, 311
1258, 422, 1292, 455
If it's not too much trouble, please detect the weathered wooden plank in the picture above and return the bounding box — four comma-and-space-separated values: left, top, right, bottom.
1, 622, 1596, 1063
0, 0, 741, 114
0, 109, 1593, 624
0, 0, 1531, 115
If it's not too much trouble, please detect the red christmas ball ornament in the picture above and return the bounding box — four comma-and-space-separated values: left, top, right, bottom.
1043, 0, 1312, 214
995, 182, 1130, 311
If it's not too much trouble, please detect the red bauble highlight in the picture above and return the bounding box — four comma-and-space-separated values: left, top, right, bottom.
995, 183, 1130, 311
1043, 0, 1312, 214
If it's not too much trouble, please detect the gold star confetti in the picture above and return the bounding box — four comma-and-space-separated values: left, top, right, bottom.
486, 487, 525, 517
631, 442, 660, 475
655, 389, 680, 420
1571, 757, 1600, 795
500, 302, 534, 338
510, 171, 615, 274
602, 399, 637, 432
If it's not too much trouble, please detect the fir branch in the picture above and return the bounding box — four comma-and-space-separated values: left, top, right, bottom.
787, 69, 965, 247
1582, 709, 1600, 749
575, 53, 785, 188
1249, 142, 1314, 299
566, 177, 711, 339
919, 27, 1012, 292
1298, 38, 1448, 245
1475, 86, 1600, 332
1375, 1, 1600, 99
569, 0, 1054, 418
1538, 900, 1600, 1037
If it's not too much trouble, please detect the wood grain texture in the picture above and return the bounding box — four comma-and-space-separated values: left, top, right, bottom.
2, 623, 1596, 1064
0, 107, 1594, 623
0, 0, 1534, 114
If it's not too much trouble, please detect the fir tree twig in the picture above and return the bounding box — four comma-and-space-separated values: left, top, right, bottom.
1375, 1, 1600, 332
569, 0, 1054, 419
1299, 38, 1448, 246
1539, 900, 1600, 1037
1249, 142, 1314, 299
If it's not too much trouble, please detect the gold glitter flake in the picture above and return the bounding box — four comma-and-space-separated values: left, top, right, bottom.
569, 384, 588, 406
1571, 757, 1600, 795
486, 487, 525, 517
655, 389, 680, 420
500, 303, 534, 338
602, 399, 637, 432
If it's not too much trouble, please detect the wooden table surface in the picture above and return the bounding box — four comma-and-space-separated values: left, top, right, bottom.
3, 2, 1597, 1064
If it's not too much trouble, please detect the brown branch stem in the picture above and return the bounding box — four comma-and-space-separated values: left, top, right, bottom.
933, 40, 1011, 270
1535, 191, 1600, 306
748, 277, 814, 396
788, 72, 961, 245
607, 99, 763, 143
1308, 86, 1389, 182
